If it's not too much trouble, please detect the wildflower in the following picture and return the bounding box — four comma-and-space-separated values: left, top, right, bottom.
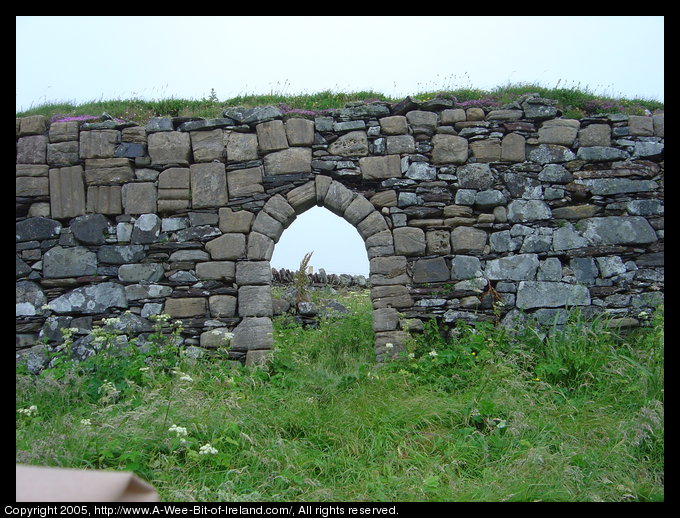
168, 424, 188, 437
139, 367, 149, 372
385, 342, 394, 350
80, 419, 92, 426
428, 350, 438, 358
198, 443, 218, 455
179, 374, 193, 382
407, 352, 416, 360
17, 405, 37, 416
102, 317, 121, 326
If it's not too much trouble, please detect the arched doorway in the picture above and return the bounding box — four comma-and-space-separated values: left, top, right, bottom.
232, 179, 412, 365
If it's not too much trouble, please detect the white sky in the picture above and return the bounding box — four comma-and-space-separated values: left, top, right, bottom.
16, 16, 664, 276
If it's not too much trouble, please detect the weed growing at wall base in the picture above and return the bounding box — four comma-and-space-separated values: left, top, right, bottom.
16, 292, 663, 502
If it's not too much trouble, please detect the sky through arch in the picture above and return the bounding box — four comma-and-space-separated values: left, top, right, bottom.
270, 205, 370, 276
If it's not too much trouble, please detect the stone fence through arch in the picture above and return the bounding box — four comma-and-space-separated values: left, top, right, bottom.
16, 96, 664, 368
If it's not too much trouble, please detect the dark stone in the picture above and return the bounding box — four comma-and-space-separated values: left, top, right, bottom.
16, 217, 62, 243
114, 142, 146, 158
70, 214, 111, 245
390, 96, 419, 116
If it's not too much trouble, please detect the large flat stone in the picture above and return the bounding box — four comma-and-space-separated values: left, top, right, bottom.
581, 216, 658, 245
263, 147, 312, 175
48, 282, 128, 314
359, 155, 402, 180
164, 297, 206, 318
484, 253, 539, 281
516, 281, 590, 310
43, 246, 97, 278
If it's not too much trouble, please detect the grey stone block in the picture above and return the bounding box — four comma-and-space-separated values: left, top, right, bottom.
191, 162, 228, 208
393, 226, 426, 256
238, 285, 273, 317
231, 317, 274, 351
359, 155, 402, 180
148, 131, 191, 166
516, 281, 590, 310
195, 261, 236, 282
412, 257, 449, 283
43, 246, 97, 278
236, 261, 272, 285
263, 147, 312, 174
206, 233, 247, 260
227, 166, 264, 197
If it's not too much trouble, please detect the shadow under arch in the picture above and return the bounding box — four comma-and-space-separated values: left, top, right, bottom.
234, 177, 412, 365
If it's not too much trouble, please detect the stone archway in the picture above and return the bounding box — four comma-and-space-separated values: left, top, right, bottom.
230, 179, 411, 365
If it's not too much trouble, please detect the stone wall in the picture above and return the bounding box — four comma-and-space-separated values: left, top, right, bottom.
16, 94, 664, 366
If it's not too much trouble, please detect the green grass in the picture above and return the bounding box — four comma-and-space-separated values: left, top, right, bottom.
16, 82, 663, 126
16, 292, 664, 502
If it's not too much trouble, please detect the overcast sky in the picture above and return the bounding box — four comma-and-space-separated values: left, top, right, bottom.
16, 16, 664, 275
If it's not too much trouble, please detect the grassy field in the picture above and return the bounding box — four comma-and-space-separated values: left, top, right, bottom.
16, 82, 664, 125
16, 288, 664, 502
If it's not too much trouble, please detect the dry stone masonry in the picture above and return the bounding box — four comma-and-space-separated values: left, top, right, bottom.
16, 94, 664, 367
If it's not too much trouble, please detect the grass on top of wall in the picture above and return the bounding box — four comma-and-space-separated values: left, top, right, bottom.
16, 287, 664, 502
16, 81, 664, 126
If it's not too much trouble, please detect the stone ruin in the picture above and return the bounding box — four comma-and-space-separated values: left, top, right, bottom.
16, 94, 664, 368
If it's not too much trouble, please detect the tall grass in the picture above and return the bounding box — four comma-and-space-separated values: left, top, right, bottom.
16, 293, 663, 502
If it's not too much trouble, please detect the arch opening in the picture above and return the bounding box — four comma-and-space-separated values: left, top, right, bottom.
271, 205, 370, 277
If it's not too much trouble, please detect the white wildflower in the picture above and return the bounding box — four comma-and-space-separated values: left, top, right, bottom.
428, 350, 438, 358
17, 405, 38, 416
80, 419, 92, 426
198, 443, 218, 455
168, 424, 188, 437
